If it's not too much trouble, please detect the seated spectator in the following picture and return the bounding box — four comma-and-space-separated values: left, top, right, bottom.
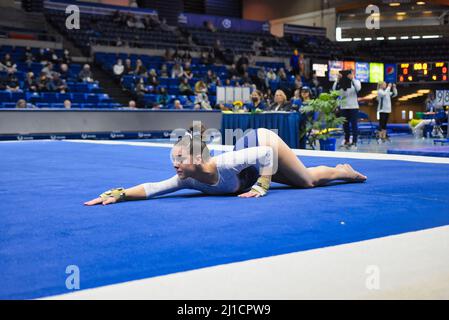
194, 92, 211, 110
160, 18, 175, 32
182, 62, 193, 80
37, 72, 50, 92
241, 72, 252, 86
62, 49, 72, 64
205, 20, 216, 32
256, 68, 267, 91
25, 72, 38, 92
6, 72, 21, 92
291, 88, 302, 110
213, 39, 225, 62
115, 37, 124, 47
147, 69, 159, 87
41, 62, 56, 78
171, 63, 184, 79
134, 59, 147, 77
160, 64, 169, 78
200, 50, 209, 65
182, 51, 192, 64
134, 16, 145, 29
228, 64, 239, 79
264, 88, 274, 105
124, 59, 133, 75
245, 90, 267, 112
0, 53, 17, 73
194, 80, 208, 94
37, 48, 49, 65
48, 49, 59, 64
78, 64, 94, 82
173, 99, 183, 110
294, 74, 303, 89
310, 73, 322, 97
16, 99, 36, 109
23, 46, 35, 67
265, 68, 277, 87
49, 73, 67, 93
64, 100, 72, 109
113, 59, 124, 79
163, 48, 173, 62
179, 77, 194, 96
128, 100, 137, 109
135, 78, 149, 104
267, 89, 292, 111
278, 68, 288, 81
155, 87, 169, 109
236, 54, 249, 76
59, 63, 72, 80
205, 70, 220, 87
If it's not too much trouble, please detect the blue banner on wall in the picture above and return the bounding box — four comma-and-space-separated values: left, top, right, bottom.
384, 63, 397, 84
178, 13, 269, 33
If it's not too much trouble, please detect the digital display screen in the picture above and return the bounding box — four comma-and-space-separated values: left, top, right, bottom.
369, 63, 384, 83
355, 62, 369, 83
328, 61, 343, 81
397, 62, 448, 83
312, 63, 328, 77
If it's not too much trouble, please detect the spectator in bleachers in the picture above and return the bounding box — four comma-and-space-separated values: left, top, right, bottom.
128, 100, 137, 109
25, 72, 38, 92
64, 100, 72, 109
160, 18, 175, 32
23, 46, 35, 68
16, 99, 35, 109
134, 16, 145, 29
155, 87, 169, 109
41, 62, 56, 78
294, 74, 302, 89
6, 72, 21, 92
179, 77, 194, 96
182, 51, 192, 63
113, 59, 124, 79
78, 64, 94, 82
200, 50, 209, 65
62, 49, 72, 64
116, 37, 124, 47
38, 72, 50, 92
59, 63, 72, 81
194, 80, 208, 95
264, 88, 274, 105
267, 89, 292, 111
256, 68, 267, 91
277, 68, 288, 82
174, 99, 183, 110
205, 20, 217, 33
147, 69, 159, 88
171, 63, 184, 79
36, 48, 49, 65
0, 53, 17, 73
236, 54, 249, 76
49, 73, 67, 93
205, 70, 220, 87
182, 62, 193, 80
48, 49, 59, 65
160, 64, 169, 78
228, 64, 239, 80
265, 68, 277, 88
194, 91, 211, 110
310, 73, 322, 97
241, 72, 252, 86
134, 59, 147, 77
252, 38, 263, 56
124, 59, 133, 75
135, 78, 149, 105
213, 39, 225, 63
245, 90, 266, 112
163, 48, 174, 62
291, 88, 302, 109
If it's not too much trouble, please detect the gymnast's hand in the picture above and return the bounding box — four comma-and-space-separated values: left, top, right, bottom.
238, 191, 262, 198
84, 197, 118, 206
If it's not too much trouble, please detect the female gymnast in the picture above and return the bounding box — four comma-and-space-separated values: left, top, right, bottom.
85, 127, 367, 206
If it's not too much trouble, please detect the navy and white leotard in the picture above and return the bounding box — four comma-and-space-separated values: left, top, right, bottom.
142, 130, 271, 198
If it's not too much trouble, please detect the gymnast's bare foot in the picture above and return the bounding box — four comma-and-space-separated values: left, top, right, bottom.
336, 164, 367, 182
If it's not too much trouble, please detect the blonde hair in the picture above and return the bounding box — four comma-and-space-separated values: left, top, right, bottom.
275, 90, 287, 103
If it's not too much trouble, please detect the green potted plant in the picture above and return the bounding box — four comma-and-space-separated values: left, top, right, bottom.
300, 91, 346, 151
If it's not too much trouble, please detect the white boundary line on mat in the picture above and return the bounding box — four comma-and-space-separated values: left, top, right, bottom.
63, 139, 449, 165
44, 225, 449, 300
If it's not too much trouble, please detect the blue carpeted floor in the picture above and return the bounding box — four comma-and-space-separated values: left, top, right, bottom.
388, 146, 449, 158
1, 141, 449, 299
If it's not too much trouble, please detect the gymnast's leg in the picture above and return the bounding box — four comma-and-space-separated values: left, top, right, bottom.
256, 128, 367, 188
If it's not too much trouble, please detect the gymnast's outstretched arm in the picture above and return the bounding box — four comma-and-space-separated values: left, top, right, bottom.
84, 175, 187, 206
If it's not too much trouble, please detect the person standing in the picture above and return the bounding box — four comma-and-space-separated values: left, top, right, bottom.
377, 82, 398, 143
333, 70, 361, 149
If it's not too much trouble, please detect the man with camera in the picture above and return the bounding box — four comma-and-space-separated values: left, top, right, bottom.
332, 69, 362, 149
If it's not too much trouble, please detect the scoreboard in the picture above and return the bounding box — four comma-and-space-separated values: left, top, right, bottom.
397, 62, 448, 83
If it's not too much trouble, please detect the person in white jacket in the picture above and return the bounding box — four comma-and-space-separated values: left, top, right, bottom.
333, 70, 362, 147
377, 82, 398, 142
